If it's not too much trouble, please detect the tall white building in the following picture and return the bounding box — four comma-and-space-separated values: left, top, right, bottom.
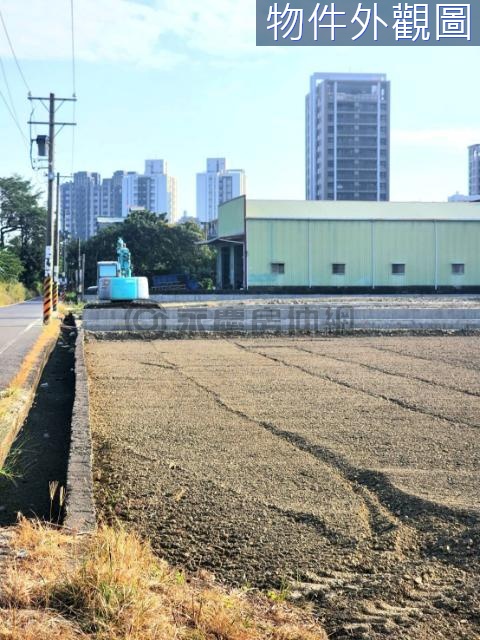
122, 160, 178, 222
469, 144, 480, 197
306, 72, 390, 202
196, 158, 246, 223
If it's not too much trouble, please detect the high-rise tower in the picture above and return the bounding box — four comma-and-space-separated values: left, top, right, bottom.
196, 158, 246, 223
306, 72, 390, 201
469, 144, 480, 196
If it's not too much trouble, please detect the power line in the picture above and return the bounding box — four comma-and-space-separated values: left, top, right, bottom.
29, 113, 37, 170
0, 84, 28, 146
0, 8, 30, 93
0, 7, 31, 159
70, 0, 76, 175
0, 53, 17, 119
70, 0, 76, 97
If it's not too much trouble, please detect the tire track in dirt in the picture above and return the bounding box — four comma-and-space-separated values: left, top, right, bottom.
286, 344, 480, 399
370, 344, 480, 373
156, 344, 475, 533
150, 346, 373, 547
153, 339, 480, 526
234, 342, 480, 431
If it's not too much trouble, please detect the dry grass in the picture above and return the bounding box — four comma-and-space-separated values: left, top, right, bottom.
0, 283, 27, 308
0, 519, 327, 640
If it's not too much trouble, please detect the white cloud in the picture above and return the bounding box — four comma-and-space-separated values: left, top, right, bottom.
0, 0, 257, 68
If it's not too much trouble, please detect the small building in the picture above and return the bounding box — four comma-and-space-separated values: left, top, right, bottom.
212, 197, 480, 291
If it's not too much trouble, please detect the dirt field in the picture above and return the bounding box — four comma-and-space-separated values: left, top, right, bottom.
86, 336, 480, 640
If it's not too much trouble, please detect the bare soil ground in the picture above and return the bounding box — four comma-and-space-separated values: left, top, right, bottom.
86, 335, 480, 640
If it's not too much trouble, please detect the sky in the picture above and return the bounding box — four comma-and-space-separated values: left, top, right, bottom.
0, 0, 479, 215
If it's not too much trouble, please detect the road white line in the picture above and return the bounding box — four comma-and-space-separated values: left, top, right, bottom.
0, 319, 42, 357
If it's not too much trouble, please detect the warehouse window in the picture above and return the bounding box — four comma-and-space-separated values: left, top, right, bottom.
332, 263, 346, 275
452, 263, 465, 275
271, 262, 285, 274
392, 263, 405, 275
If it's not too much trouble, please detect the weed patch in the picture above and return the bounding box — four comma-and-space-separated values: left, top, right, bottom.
0, 519, 327, 639
0, 282, 27, 307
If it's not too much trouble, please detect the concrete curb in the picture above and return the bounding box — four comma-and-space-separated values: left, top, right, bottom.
63, 328, 96, 533
0, 327, 58, 471
83, 303, 480, 334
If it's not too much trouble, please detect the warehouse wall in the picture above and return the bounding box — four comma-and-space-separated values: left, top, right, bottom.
437, 222, 480, 287
217, 196, 245, 238
246, 219, 480, 288
373, 221, 434, 287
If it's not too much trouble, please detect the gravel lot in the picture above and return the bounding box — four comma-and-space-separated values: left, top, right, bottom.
86, 335, 480, 640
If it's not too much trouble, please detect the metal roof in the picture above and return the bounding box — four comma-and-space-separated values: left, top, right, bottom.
246, 200, 480, 222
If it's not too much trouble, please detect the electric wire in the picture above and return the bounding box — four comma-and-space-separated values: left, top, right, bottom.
70, 0, 76, 97
0, 6, 36, 177
28, 104, 37, 170
0, 84, 28, 146
0, 8, 30, 93
0, 53, 17, 120
70, 0, 76, 175
0, 9, 44, 201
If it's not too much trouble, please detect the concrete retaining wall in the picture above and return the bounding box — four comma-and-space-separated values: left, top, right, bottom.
83, 304, 480, 333
63, 328, 96, 532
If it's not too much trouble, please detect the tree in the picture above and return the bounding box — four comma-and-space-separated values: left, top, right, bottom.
0, 176, 47, 291
0, 248, 23, 282
71, 210, 216, 288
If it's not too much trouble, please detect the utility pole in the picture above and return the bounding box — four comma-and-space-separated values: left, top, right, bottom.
81, 253, 85, 302
53, 173, 71, 311
43, 93, 55, 324
77, 238, 81, 300
29, 93, 76, 324
63, 206, 68, 287
52, 171, 60, 312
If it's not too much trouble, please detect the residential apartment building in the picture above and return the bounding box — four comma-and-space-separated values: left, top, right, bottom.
101, 170, 126, 218
61, 160, 178, 240
61, 172, 101, 241
306, 72, 390, 202
196, 158, 246, 223
469, 144, 480, 196
121, 160, 178, 222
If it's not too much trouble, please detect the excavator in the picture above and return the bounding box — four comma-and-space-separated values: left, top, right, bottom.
97, 237, 149, 301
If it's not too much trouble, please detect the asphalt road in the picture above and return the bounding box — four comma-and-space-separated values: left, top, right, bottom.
0, 299, 43, 391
